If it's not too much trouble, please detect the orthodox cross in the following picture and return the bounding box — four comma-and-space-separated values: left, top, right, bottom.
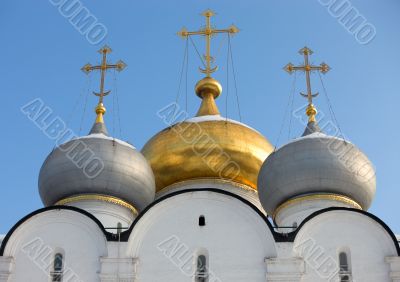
81, 45, 127, 123
284, 47, 330, 122
178, 9, 239, 77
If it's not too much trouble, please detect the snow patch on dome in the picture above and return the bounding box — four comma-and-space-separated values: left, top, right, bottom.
279, 131, 353, 149
185, 115, 262, 134
77, 133, 136, 149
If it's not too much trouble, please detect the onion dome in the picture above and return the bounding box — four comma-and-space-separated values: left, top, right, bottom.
39, 104, 156, 211
258, 119, 376, 216
143, 11, 273, 193
142, 77, 274, 192
258, 46, 376, 215
39, 45, 155, 212
257, 46, 376, 218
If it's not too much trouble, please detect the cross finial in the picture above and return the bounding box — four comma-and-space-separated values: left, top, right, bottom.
284, 47, 330, 122
177, 9, 239, 77
81, 45, 127, 124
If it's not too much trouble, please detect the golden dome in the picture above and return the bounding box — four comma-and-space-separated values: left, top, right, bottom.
142, 77, 274, 193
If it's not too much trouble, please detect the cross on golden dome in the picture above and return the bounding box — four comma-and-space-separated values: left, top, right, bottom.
178, 9, 239, 77
284, 47, 330, 122
81, 45, 127, 123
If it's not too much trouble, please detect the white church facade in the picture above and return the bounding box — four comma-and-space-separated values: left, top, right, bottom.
1, 10, 399, 282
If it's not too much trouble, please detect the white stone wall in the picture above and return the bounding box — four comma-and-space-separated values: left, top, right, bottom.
293, 210, 398, 282
65, 200, 136, 233
1, 209, 107, 282
127, 191, 276, 282
0, 190, 399, 282
156, 178, 266, 214
274, 198, 359, 228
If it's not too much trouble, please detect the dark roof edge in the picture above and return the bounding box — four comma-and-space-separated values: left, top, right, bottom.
117, 188, 288, 242
289, 207, 400, 255
2, 194, 397, 256
0, 205, 115, 256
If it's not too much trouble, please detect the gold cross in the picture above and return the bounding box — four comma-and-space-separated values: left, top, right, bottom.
178, 9, 239, 77
284, 47, 330, 122
81, 45, 127, 123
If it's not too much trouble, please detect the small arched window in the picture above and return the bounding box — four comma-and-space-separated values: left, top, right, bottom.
195, 255, 208, 282
199, 215, 206, 227
339, 251, 351, 282
51, 253, 64, 281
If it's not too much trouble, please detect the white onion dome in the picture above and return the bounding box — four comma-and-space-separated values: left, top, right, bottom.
38, 105, 156, 212
258, 120, 376, 216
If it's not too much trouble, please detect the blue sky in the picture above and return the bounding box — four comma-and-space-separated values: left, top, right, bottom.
1, 0, 399, 234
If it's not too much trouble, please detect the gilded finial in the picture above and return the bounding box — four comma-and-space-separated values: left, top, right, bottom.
178, 10, 238, 116
95, 103, 106, 123
81, 45, 127, 124
284, 47, 330, 122
194, 77, 222, 116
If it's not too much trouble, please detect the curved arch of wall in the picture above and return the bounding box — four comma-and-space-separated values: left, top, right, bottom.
127, 190, 277, 282
3, 209, 108, 282
293, 209, 398, 282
